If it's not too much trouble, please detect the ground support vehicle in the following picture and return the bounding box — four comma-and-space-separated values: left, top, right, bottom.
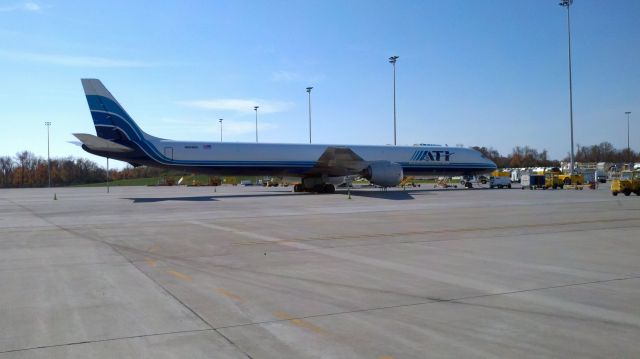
611, 171, 640, 196
400, 176, 421, 188
544, 172, 564, 189
558, 173, 584, 186
521, 174, 546, 189
434, 177, 457, 189
489, 175, 511, 189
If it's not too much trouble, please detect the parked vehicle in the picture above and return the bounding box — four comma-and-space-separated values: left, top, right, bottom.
611, 171, 640, 196
521, 174, 546, 189
489, 176, 511, 189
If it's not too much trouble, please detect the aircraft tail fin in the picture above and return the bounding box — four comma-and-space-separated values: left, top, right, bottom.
81, 79, 149, 144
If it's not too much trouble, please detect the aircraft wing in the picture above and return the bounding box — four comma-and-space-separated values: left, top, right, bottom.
312, 146, 368, 176
73, 133, 134, 153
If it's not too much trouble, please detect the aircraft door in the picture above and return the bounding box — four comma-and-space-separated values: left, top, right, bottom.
164, 147, 173, 160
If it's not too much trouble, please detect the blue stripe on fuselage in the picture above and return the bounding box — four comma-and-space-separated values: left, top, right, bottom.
86, 95, 495, 172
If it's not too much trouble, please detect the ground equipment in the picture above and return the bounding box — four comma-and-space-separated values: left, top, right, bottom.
611, 171, 640, 196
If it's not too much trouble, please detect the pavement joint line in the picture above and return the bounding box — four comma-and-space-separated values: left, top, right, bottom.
3, 198, 254, 358
231, 217, 640, 245
0, 328, 214, 355
128, 220, 640, 274
221, 222, 640, 258
190, 219, 639, 294
272, 311, 327, 334
214, 275, 640, 331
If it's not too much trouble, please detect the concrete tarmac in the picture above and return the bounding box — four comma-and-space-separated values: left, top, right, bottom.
0, 184, 638, 358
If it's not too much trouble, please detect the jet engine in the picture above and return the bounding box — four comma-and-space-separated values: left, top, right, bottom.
362, 161, 404, 187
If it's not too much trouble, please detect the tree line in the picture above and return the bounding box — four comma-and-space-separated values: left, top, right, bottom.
1, 143, 638, 187
472, 142, 639, 169
0, 151, 171, 188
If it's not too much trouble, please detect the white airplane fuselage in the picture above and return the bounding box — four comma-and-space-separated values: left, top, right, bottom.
76, 79, 497, 190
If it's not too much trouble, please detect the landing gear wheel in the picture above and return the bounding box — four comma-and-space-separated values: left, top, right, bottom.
293, 184, 304, 192
313, 184, 324, 193
612, 191, 618, 196
323, 184, 335, 194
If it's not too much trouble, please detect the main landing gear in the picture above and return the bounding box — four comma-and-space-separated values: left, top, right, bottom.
293, 183, 335, 193
293, 177, 336, 193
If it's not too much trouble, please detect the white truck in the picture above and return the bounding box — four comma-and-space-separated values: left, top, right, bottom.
489, 176, 511, 189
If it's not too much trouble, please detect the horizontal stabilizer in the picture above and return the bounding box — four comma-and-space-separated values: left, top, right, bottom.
73, 133, 134, 153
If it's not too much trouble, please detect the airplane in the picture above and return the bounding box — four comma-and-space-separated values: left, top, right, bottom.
74, 79, 496, 193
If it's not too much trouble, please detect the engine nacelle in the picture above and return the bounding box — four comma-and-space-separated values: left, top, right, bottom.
363, 161, 404, 187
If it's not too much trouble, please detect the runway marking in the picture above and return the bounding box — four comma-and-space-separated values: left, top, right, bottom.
143, 257, 157, 267
230, 216, 640, 246
215, 288, 245, 303
167, 270, 192, 282
189, 220, 640, 327
273, 311, 326, 334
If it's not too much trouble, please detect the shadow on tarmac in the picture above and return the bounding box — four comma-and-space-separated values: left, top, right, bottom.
123, 186, 493, 203
123, 192, 299, 203
346, 190, 416, 200
125, 196, 220, 203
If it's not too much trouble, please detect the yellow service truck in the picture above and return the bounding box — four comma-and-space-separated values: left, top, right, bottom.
544, 169, 584, 189
611, 171, 640, 196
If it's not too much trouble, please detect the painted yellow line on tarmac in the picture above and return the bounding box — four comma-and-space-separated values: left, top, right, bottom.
167, 270, 192, 282
143, 257, 157, 267
273, 311, 326, 334
215, 288, 245, 303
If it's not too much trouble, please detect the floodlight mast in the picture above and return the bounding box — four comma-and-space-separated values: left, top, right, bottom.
559, 0, 575, 175
388, 56, 399, 146
626, 111, 632, 163
219, 119, 223, 142
306, 87, 313, 144
254, 106, 259, 143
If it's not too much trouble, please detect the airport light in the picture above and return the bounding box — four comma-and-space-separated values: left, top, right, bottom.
219, 118, 223, 142
254, 106, 259, 143
626, 111, 632, 163
306, 87, 313, 144
388, 55, 399, 146
559, 0, 575, 174
45, 121, 51, 187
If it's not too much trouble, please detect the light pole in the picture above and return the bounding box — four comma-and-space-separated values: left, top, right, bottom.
306, 87, 313, 144
45, 121, 51, 187
389, 55, 399, 146
626, 111, 632, 163
219, 119, 223, 142
559, 0, 575, 174
254, 106, 259, 142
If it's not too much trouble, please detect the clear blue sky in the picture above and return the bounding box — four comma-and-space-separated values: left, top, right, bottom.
1, 0, 638, 168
